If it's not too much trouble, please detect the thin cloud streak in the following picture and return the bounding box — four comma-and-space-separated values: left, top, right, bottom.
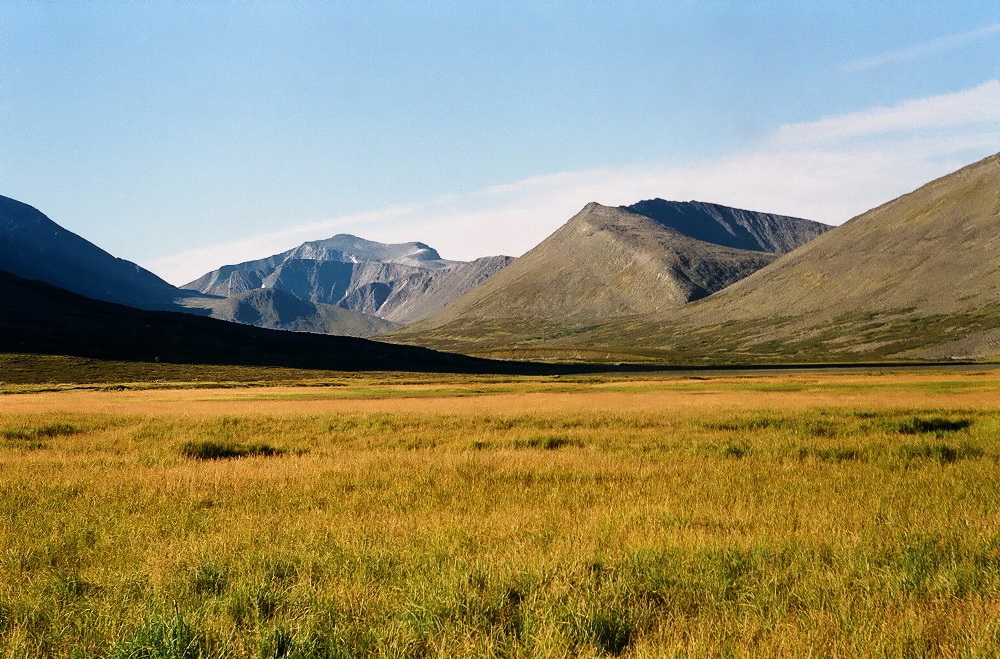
774, 81, 1000, 144
843, 22, 1000, 72
146, 81, 1000, 286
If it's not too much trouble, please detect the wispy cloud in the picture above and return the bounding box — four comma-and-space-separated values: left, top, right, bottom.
773, 80, 1000, 144
146, 81, 1000, 286
843, 22, 1000, 72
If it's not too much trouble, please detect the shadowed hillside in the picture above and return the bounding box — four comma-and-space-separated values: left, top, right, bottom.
624, 199, 829, 254
0, 195, 188, 311
0, 269, 504, 373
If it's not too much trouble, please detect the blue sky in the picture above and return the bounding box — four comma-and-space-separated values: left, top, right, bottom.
2, 1, 999, 284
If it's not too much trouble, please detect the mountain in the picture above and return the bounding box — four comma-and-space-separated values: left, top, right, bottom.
184, 235, 514, 325
0, 267, 507, 373
179, 288, 399, 337
390, 200, 828, 351
370, 255, 517, 324
0, 197, 400, 337
0, 195, 189, 311
546, 153, 1000, 362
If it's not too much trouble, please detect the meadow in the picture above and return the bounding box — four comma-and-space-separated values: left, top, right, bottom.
2, 368, 1000, 657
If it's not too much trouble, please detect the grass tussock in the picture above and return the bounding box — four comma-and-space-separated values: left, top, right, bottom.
791, 445, 860, 461
898, 441, 984, 464
513, 435, 586, 450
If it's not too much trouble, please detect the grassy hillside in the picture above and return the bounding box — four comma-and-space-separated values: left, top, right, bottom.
666, 154, 1000, 326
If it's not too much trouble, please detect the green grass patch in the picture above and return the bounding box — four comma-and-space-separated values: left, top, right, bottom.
109, 610, 212, 659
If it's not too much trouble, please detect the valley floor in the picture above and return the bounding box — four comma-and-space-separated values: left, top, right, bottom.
3, 369, 1000, 656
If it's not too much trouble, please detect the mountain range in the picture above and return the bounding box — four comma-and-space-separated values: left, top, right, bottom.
183, 234, 515, 324
0, 268, 501, 373
4, 152, 998, 370
0, 197, 511, 338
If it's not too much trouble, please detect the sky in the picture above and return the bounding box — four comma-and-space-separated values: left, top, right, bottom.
2, 1, 999, 285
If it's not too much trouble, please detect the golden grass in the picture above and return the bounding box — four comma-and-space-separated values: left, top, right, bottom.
3, 369, 1000, 656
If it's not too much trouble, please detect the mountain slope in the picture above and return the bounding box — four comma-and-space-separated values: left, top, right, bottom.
0, 268, 502, 372
184, 235, 514, 325
0, 195, 187, 311
373, 255, 516, 324
391, 201, 826, 350
559, 153, 1000, 362
179, 288, 399, 337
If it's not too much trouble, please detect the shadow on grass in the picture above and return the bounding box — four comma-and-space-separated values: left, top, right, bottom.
896, 417, 972, 435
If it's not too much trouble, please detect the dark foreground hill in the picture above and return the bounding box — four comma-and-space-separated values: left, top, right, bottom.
391, 200, 827, 350
0, 269, 510, 373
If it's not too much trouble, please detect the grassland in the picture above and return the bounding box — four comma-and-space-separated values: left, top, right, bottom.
3, 369, 1000, 656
